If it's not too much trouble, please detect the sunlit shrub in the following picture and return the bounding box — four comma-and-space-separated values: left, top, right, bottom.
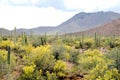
77, 49, 112, 73
0, 50, 16, 77
85, 64, 120, 80
20, 65, 36, 80
106, 48, 120, 72
0, 40, 14, 48
24, 45, 55, 71
54, 60, 67, 77
52, 44, 79, 63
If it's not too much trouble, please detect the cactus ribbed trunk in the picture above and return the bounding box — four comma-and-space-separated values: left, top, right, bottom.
80, 33, 84, 49
14, 27, 17, 43
7, 46, 11, 65
22, 32, 28, 45
94, 32, 97, 47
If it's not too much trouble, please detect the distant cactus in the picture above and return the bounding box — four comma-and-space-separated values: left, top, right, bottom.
10, 32, 13, 41
109, 34, 115, 48
94, 32, 97, 46
14, 27, 17, 43
80, 33, 84, 49
41, 37, 44, 45
22, 32, 28, 45
44, 33, 47, 45
41, 34, 47, 46
30, 29, 33, 38
94, 32, 100, 47
98, 35, 101, 47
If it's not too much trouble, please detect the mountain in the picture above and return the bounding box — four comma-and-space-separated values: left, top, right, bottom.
69, 18, 120, 36
0, 28, 11, 36
56, 11, 120, 33
1, 11, 120, 35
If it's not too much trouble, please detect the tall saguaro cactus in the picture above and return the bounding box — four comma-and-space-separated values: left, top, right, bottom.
7, 46, 11, 65
14, 27, 17, 43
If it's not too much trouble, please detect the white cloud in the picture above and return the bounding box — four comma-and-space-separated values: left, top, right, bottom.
0, 5, 76, 30
31, 0, 39, 5
10, 0, 30, 5
1, 0, 120, 30
64, 0, 120, 12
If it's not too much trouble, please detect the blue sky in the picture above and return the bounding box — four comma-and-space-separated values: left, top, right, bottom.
0, 0, 120, 30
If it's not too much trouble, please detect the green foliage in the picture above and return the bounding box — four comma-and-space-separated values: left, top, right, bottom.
106, 48, 120, 72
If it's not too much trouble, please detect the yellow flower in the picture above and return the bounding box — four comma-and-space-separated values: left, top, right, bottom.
23, 65, 36, 75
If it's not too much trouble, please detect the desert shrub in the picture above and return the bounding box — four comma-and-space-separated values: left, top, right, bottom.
0, 50, 16, 78
52, 44, 79, 63
54, 60, 67, 77
115, 39, 120, 47
46, 71, 58, 80
0, 40, 14, 49
84, 38, 94, 49
31, 36, 42, 47
106, 48, 120, 72
21, 65, 36, 80
77, 49, 112, 73
85, 63, 120, 80
24, 45, 55, 71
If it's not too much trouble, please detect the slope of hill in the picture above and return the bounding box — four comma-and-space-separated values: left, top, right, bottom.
0, 28, 11, 36
70, 18, 120, 36
16, 26, 56, 35
56, 11, 120, 33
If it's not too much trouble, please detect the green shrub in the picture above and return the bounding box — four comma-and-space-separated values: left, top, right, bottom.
106, 48, 120, 72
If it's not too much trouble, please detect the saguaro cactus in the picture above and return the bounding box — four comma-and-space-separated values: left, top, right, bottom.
14, 27, 17, 43
10, 32, 13, 41
41, 34, 47, 46
7, 46, 11, 65
94, 32, 100, 47
109, 34, 116, 48
80, 33, 84, 49
30, 29, 33, 38
22, 32, 28, 45
94, 32, 97, 46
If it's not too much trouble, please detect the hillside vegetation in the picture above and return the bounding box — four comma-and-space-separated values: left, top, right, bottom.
0, 30, 120, 80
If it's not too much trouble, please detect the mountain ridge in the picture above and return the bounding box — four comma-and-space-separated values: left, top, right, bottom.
1, 11, 120, 35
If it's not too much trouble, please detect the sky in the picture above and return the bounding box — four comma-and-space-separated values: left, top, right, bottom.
0, 0, 120, 30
